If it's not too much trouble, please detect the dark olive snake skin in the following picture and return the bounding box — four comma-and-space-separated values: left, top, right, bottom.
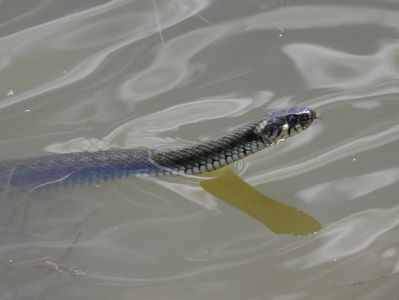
0, 106, 316, 192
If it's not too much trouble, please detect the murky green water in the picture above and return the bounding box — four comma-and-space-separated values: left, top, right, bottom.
0, 0, 398, 299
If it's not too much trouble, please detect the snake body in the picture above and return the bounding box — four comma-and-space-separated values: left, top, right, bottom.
0, 106, 316, 192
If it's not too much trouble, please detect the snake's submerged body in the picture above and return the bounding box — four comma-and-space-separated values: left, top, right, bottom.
0, 106, 316, 192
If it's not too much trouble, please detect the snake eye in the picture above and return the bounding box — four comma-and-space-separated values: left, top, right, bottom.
287, 115, 297, 125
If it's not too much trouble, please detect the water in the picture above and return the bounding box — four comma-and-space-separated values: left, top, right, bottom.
0, 0, 399, 299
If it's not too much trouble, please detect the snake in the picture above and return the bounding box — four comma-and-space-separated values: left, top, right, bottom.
0, 106, 316, 192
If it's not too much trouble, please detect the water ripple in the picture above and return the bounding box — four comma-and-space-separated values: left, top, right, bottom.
250, 123, 399, 185
283, 205, 399, 269
299, 167, 399, 204
0, 0, 211, 109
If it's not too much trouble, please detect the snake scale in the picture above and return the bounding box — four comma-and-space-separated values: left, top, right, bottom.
0, 106, 316, 192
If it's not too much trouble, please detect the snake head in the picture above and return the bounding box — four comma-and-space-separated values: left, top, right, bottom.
254, 106, 316, 142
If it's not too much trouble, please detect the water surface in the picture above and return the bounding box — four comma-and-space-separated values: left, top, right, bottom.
0, 0, 399, 299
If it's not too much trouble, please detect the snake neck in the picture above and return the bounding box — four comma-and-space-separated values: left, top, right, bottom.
149, 122, 270, 175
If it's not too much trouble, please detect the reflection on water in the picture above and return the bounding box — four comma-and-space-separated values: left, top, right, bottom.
201, 168, 320, 235
1, 0, 399, 299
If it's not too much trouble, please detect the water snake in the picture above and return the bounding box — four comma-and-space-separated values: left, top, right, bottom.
0, 106, 316, 192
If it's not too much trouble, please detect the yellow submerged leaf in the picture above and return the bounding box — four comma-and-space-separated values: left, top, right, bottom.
200, 168, 321, 235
